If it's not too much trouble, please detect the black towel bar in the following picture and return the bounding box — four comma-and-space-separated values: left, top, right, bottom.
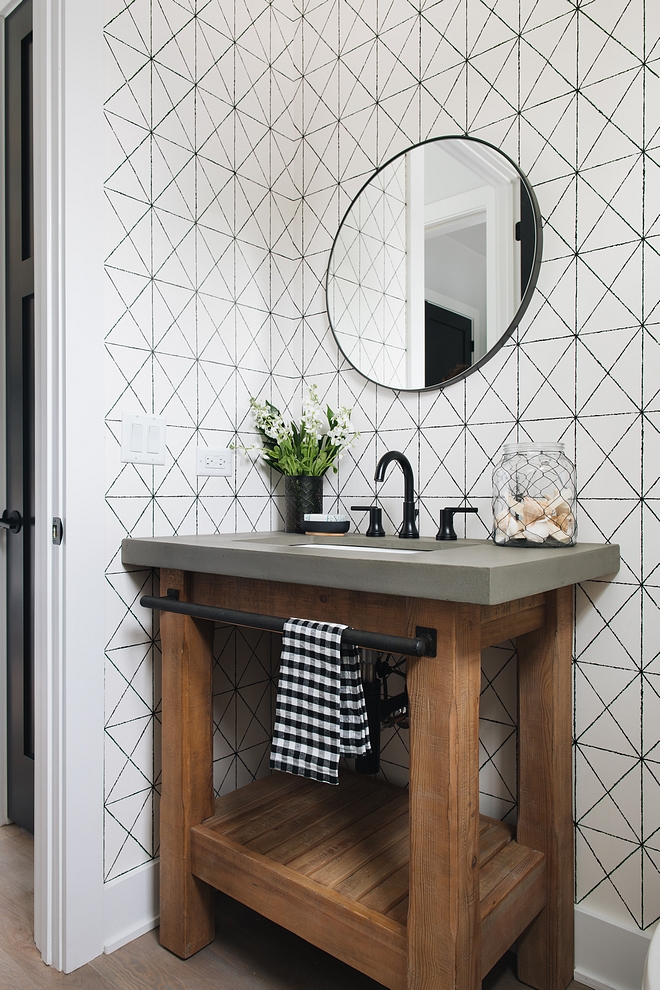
140, 593, 435, 658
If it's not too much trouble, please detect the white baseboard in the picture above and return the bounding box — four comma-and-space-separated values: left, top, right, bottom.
103, 859, 159, 954
576, 977, 622, 990
575, 903, 654, 990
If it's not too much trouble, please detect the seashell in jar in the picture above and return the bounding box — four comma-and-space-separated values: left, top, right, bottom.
521, 497, 548, 525
507, 516, 525, 538
508, 498, 544, 524
558, 511, 575, 536
546, 493, 571, 519
525, 517, 562, 541
495, 510, 525, 539
495, 509, 508, 531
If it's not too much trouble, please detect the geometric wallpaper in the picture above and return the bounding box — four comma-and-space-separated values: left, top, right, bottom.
103, 0, 660, 935
327, 154, 409, 388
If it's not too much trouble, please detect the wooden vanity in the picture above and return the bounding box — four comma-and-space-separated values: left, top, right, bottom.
122, 533, 619, 990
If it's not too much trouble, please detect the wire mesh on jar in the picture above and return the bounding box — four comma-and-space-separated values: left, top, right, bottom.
492, 442, 576, 547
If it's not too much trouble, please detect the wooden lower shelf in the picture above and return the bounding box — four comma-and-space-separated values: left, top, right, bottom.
190, 772, 546, 990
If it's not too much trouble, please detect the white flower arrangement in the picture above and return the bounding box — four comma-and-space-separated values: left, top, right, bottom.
241, 385, 359, 477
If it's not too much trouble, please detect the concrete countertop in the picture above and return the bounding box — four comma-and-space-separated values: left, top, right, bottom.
121, 531, 620, 606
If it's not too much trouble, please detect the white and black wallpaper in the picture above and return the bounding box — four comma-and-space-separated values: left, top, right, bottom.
328, 155, 409, 387
103, 0, 660, 933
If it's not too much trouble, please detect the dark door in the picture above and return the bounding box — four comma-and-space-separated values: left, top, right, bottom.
424, 301, 472, 386
519, 181, 536, 296
6, 0, 34, 833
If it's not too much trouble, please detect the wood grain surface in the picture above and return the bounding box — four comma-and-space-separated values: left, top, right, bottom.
158, 568, 216, 958
406, 598, 483, 990
189, 765, 546, 990
516, 585, 575, 990
479, 594, 546, 648
192, 824, 409, 990
155, 572, 573, 989
191, 572, 547, 648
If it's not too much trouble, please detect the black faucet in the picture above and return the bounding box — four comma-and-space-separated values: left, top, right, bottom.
436, 506, 479, 541
374, 450, 419, 539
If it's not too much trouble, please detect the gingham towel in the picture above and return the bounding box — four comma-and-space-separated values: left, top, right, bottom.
270, 618, 370, 784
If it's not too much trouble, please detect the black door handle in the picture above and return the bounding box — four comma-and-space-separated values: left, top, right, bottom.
0, 510, 22, 534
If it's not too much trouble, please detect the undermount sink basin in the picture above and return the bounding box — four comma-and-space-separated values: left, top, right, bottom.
240, 533, 480, 553
297, 542, 426, 554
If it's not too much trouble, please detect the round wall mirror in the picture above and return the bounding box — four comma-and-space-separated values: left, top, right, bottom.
326, 136, 543, 390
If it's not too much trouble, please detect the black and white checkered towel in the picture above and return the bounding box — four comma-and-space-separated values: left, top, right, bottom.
270, 618, 370, 784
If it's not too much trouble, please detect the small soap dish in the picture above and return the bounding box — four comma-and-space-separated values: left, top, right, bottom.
303, 514, 350, 536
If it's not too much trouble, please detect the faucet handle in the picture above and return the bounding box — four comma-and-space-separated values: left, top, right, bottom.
351, 506, 386, 538
436, 506, 479, 541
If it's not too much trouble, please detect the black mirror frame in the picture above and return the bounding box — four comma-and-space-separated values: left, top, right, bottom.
325, 134, 543, 392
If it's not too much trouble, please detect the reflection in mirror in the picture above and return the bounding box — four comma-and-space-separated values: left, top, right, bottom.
326, 137, 541, 390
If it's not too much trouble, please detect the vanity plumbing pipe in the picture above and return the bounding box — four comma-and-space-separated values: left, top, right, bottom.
140, 593, 435, 658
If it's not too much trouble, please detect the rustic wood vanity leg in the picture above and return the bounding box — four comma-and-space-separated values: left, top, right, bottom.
517, 586, 574, 990
406, 600, 482, 990
158, 568, 215, 958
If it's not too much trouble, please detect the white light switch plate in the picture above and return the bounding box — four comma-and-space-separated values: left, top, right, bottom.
121, 412, 167, 465
196, 447, 233, 477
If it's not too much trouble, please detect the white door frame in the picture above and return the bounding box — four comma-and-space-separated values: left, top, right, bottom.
0, 0, 14, 831
29, 0, 106, 971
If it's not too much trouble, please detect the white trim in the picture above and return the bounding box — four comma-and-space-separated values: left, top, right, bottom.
0, 0, 28, 17
424, 186, 490, 231
406, 145, 425, 388
577, 976, 625, 990
33, 0, 66, 963
575, 903, 653, 990
103, 860, 160, 955
442, 136, 520, 187
33, 0, 106, 971
424, 181, 518, 354
104, 916, 159, 957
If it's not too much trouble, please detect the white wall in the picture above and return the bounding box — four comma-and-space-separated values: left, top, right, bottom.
71, 0, 660, 983
425, 228, 487, 340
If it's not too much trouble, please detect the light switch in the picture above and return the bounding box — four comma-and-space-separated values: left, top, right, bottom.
147, 425, 160, 454
130, 423, 143, 452
121, 412, 167, 465
196, 446, 233, 477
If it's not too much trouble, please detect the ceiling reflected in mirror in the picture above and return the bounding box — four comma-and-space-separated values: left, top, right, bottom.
326, 136, 542, 391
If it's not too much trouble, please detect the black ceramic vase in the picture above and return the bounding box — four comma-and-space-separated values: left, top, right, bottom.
284, 475, 324, 533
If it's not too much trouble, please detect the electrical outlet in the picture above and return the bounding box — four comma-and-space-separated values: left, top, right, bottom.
196, 447, 233, 477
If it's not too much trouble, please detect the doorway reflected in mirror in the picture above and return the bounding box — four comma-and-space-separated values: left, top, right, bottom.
326, 136, 542, 391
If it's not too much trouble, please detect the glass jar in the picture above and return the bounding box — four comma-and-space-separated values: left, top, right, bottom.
492, 442, 577, 547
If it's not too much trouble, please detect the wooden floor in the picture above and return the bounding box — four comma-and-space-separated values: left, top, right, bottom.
0, 821, 588, 990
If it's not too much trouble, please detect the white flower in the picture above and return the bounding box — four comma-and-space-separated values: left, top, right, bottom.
327, 406, 357, 448
250, 398, 290, 443
301, 385, 324, 439
244, 385, 359, 475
